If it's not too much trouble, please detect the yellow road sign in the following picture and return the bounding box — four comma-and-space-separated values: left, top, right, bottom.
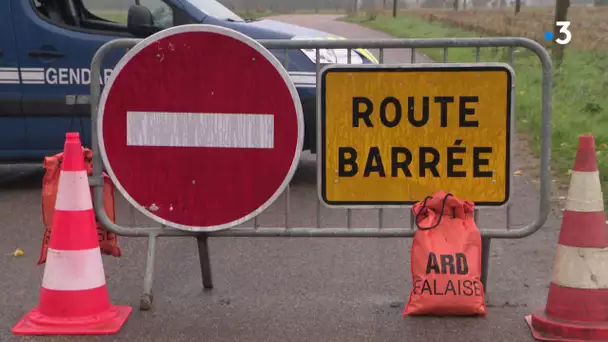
318, 64, 514, 207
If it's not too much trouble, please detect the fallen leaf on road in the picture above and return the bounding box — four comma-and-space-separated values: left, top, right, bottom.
514, 170, 523, 175
5, 248, 24, 257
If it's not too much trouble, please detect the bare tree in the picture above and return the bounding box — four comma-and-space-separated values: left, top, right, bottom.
515, 0, 522, 14
553, 0, 570, 64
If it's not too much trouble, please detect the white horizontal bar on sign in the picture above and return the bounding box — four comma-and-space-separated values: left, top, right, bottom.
127, 111, 274, 149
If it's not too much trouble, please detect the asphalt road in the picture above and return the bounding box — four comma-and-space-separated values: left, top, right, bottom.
0, 14, 561, 342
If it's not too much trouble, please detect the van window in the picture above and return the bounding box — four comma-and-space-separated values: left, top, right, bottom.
80, 0, 133, 24
30, 0, 195, 36
32, 0, 80, 26
80, 0, 175, 29
139, 0, 174, 28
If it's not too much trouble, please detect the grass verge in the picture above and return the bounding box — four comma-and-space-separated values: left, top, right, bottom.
344, 14, 608, 204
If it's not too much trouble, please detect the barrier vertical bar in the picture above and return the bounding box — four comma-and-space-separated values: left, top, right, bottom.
346, 48, 352, 229
409, 210, 415, 230
283, 48, 291, 229
197, 235, 214, 290
140, 233, 158, 311
481, 236, 491, 293
197, 232, 214, 291
378, 46, 385, 235
473, 45, 492, 293
506, 46, 515, 231
315, 48, 322, 229
409, 46, 416, 227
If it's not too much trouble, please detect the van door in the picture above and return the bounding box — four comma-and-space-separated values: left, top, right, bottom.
12, 0, 191, 160
11, 0, 133, 158
0, 0, 25, 160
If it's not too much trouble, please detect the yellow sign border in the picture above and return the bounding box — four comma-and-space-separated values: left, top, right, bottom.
317, 63, 514, 208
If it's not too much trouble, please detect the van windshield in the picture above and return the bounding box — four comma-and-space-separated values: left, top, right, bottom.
183, 0, 244, 22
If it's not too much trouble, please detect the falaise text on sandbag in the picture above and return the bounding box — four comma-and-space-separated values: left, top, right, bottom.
412, 252, 483, 297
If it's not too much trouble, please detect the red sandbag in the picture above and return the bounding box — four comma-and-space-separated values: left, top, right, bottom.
38, 148, 121, 265
404, 191, 487, 316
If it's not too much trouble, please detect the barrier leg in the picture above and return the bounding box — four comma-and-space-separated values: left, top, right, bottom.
481, 237, 491, 294
140, 233, 158, 311
197, 235, 213, 290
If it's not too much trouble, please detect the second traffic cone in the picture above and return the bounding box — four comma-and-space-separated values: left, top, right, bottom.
12, 132, 131, 335
525, 135, 608, 341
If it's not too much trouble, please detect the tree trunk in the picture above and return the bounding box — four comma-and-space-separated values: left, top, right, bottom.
515, 0, 521, 14
392, 0, 398, 17
453, 0, 459, 11
553, 0, 570, 64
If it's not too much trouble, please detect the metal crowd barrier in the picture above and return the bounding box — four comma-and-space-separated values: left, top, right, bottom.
90, 37, 552, 311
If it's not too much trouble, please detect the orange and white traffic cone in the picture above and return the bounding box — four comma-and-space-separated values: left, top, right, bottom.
525, 135, 608, 341
12, 132, 131, 335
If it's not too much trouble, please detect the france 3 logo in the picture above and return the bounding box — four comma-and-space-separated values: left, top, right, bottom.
544, 21, 572, 45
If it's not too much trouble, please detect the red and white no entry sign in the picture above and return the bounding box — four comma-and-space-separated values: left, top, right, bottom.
97, 25, 304, 232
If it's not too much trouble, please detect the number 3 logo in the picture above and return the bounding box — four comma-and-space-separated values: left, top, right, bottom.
556, 21, 572, 45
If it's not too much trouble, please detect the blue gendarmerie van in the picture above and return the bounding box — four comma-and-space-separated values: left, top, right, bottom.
0, 0, 378, 163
